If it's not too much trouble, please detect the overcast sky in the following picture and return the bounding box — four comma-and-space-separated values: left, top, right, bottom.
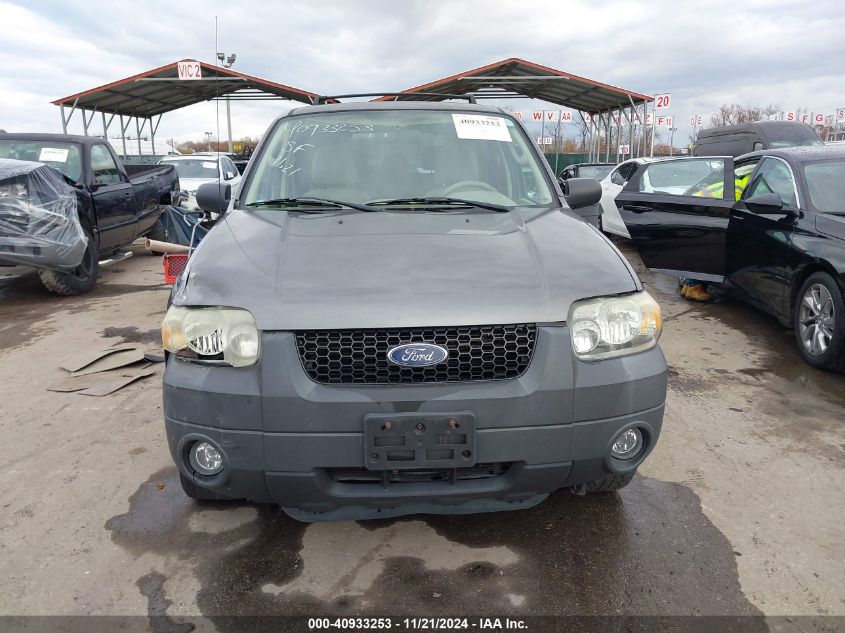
3, 0, 844, 147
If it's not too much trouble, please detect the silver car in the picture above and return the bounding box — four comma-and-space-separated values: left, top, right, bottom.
159, 154, 241, 211
161, 100, 667, 521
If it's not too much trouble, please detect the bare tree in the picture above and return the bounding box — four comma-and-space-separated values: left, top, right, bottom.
709, 103, 781, 127
572, 114, 590, 150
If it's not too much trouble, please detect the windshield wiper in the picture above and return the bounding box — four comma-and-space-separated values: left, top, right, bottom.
366, 197, 511, 213
246, 197, 380, 212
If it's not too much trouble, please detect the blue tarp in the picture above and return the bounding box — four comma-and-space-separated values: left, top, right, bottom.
160, 206, 208, 248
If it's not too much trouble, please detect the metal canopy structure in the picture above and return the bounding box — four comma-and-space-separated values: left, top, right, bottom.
378, 58, 655, 161
51, 59, 316, 159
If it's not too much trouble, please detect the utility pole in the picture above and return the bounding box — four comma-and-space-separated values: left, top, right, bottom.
217, 52, 237, 154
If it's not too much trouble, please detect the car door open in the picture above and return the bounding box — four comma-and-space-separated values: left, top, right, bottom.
615, 157, 735, 282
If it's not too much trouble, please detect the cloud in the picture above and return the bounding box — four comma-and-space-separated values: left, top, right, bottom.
2, 0, 843, 144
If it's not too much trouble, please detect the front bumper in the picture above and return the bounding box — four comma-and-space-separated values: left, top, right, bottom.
0, 234, 87, 271
163, 326, 667, 519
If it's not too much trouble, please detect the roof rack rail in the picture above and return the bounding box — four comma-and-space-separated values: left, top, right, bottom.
309, 92, 477, 106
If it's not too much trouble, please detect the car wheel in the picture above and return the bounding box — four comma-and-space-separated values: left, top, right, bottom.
179, 473, 231, 502
38, 225, 99, 296
578, 471, 636, 493
794, 272, 845, 371
145, 215, 168, 255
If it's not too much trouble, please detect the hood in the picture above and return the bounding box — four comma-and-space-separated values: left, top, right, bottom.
176, 207, 639, 330
178, 177, 214, 193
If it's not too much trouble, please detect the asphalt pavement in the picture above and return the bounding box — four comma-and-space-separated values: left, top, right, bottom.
0, 243, 842, 632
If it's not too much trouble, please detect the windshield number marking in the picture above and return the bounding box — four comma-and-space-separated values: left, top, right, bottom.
290, 120, 374, 137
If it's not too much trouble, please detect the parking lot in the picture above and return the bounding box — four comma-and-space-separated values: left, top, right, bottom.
0, 242, 841, 629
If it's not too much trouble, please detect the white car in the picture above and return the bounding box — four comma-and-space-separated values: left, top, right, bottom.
159, 154, 242, 211
597, 157, 662, 238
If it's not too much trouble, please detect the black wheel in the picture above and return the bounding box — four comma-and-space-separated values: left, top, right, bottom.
581, 471, 636, 493
145, 215, 168, 255
38, 225, 99, 296
794, 272, 845, 371
179, 473, 231, 502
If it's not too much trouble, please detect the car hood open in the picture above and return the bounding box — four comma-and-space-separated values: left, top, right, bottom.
175, 207, 639, 330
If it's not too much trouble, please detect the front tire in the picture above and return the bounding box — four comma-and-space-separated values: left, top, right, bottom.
578, 471, 636, 494
38, 225, 99, 296
794, 272, 845, 371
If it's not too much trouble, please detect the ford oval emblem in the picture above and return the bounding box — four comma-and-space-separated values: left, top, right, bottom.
387, 343, 449, 367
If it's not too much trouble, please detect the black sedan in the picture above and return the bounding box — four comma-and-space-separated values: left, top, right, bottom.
614, 146, 845, 371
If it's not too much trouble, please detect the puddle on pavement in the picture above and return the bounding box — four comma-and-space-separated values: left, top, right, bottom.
102, 326, 162, 345
0, 273, 167, 351
106, 468, 764, 630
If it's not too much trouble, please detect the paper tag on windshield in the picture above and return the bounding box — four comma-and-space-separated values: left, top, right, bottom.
39, 147, 69, 162
202, 161, 217, 169
452, 114, 512, 142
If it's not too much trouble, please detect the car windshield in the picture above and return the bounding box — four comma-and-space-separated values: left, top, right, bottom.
578, 165, 614, 180
243, 109, 555, 210
0, 140, 82, 182
165, 159, 220, 179
803, 160, 845, 213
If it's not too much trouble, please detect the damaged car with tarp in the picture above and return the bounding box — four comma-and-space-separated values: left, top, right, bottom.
0, 133, 180, 295
0, 159, 90, 293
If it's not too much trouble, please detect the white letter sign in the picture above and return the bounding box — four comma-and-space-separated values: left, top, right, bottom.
837, 108, 845, 123
654, 94, 671, 110
177, 60, 202, 80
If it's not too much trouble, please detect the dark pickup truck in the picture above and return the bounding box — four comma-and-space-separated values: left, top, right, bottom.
0, 133, 179, 294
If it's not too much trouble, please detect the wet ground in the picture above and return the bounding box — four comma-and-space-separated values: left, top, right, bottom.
0, 244, 842, 632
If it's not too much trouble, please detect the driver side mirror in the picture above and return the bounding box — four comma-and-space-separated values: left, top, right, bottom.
744, 192, 787, 214
562, 177, 602, 209
196, 182, 231, 214
224, 171, 235, 180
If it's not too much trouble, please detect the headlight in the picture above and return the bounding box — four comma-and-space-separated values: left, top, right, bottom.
162, 306, 260, 367
569, 290, 662, 360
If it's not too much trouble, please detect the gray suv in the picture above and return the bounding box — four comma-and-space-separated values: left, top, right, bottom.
161, 100, 667, 521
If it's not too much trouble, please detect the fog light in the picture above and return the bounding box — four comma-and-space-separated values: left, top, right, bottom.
189, 441, 224, 475
611, 428, 643, 460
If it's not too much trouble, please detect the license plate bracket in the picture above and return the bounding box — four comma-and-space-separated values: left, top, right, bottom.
363, 412, 477, 470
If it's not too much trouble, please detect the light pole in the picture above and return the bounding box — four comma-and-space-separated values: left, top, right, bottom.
204, 131, 213, 152
669, 127, 678, 156
217, 52, 237, 154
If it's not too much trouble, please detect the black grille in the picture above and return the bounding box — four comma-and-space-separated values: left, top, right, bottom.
295, 324, 537, 385
327, 463, 511, 485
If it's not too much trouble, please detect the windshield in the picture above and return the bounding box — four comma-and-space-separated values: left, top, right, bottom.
243, 110, 555, 209
164, 159, 219, 179
0, 140, 82, 182
767, 125, 823, 149
803, 160, 845, 213
578, 165, 614, 180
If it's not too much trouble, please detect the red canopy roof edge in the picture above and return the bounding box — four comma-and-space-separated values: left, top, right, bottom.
373, 57, 653, 107
51, 59, 316, 107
